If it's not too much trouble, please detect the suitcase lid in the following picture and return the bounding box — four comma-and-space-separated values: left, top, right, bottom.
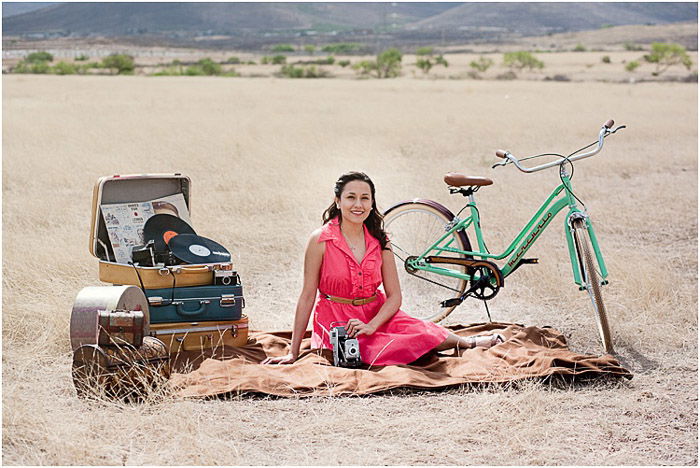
89, 173, 192, 261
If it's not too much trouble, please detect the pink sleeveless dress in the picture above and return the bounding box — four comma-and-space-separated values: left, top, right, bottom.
310, 218, 449, 366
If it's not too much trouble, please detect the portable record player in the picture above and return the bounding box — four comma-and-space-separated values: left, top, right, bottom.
89, 173, 232, 289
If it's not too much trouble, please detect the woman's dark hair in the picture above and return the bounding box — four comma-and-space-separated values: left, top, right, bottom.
322, 171, 389, 250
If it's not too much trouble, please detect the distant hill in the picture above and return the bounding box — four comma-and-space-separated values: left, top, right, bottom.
2, 2, 457, 35
2, 2, 697, 45
413, 2, 699, 34
1, 2, 58, 19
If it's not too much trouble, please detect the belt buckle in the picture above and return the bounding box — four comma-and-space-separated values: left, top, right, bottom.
351, 298, 363, 306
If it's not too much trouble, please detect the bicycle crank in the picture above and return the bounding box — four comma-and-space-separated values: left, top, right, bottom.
421, 256, 504, 306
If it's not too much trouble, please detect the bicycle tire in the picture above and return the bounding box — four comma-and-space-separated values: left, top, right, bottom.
383, 200, 470, 323
572, 218, 614, 354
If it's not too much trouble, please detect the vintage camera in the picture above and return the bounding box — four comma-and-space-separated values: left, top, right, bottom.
330, 324, 362, 368
214, 269, 239, 286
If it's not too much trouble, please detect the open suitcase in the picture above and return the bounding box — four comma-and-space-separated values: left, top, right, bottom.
89, 173, 231, 288
86, 173, 249, 354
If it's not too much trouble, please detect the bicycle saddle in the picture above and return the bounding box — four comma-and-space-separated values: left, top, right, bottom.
444, 172, 493, 187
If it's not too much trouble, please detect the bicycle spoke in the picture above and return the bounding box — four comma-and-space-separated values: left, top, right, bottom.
383, 203, 469, 322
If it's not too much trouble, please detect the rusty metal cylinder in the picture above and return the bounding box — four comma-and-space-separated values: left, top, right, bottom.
70, 285, 150, 351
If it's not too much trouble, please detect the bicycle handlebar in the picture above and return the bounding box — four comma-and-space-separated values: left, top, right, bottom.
493, 119, 625, 173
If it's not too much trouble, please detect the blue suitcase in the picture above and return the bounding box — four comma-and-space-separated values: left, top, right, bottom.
146, 284, 244, 324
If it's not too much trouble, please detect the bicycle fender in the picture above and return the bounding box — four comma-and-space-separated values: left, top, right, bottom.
383, 199, 473, 253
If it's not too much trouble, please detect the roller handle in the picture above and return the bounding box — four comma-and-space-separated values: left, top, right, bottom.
604, 119, 614, 129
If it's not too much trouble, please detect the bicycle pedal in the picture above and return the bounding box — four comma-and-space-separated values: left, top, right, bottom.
441, 298, 463, 308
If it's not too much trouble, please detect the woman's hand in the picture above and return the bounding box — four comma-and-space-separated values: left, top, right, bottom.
262, 353, 297, 365
346, 318, 376, 338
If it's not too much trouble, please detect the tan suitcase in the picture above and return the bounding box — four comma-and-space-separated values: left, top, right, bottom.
89, 173, 230, 288
149, 314, 249, 354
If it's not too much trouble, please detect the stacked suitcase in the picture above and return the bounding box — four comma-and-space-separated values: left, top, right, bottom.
83, 173, 249, 355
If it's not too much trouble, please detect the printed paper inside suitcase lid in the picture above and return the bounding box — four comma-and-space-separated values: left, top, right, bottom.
146, 284, 245, 324
89, 173, 230, 288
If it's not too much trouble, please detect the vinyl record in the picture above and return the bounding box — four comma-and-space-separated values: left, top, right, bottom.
143, 214, 196, 252
168, 233, 232, 264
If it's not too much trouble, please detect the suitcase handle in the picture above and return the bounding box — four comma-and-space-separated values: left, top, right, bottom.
168, 265, 213, 275
175, 300, 210, 317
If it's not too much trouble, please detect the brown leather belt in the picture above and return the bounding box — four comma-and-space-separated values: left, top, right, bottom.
322, 293, 377, 306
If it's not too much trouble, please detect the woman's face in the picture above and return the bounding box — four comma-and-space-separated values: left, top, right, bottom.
336, 180, 373, 224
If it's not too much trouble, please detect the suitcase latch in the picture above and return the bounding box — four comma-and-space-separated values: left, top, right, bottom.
148, 296, 164, 306
220, 294, 237, 307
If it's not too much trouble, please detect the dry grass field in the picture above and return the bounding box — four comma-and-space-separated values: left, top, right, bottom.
2, 70, 697, 464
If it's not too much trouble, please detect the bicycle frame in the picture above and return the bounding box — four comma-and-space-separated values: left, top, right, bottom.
407, 170, 609, 288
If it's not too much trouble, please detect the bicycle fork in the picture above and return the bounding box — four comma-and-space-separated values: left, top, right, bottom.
565, 211, 609, 289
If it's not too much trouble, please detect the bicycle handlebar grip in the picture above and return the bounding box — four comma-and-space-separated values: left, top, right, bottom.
604, 119, 614, 129
495, 150, 507, 158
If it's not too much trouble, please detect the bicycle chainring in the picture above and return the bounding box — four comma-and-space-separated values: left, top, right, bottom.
468, 265, 502, 301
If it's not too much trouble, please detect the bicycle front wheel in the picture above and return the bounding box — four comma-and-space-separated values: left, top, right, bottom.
572, 218, 614, 354
383, 201, 470, 323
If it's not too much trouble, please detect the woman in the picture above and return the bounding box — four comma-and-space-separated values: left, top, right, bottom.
263, 171, 503, 366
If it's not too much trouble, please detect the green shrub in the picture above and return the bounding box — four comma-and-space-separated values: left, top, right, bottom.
625, 60, 640, 72
624, 42, 644, 51
197, 58, 222, 75
352, 60, 377, 77
280, 64, 304, 78
101, 54, 135, 75
26, 51, 53, 63
75, 54, 89, 61
601, 55, 611, 64
13, 60, 50, 74
184, 66, 205, 76
247, 60, 257, 65
416, 46, 434, 56
338, 59, 351, 68
272, 44, 295, 52
152, 67, 180, 76
226, 56, 241, 64
573, 44, 587, 52
261, 56, 270, 65
280, 64, 327, 78
376, 48, 402, 78
503, 51, 544, 70
322, 43, 362, 54
470, 56, 493, 72
271, 55, 287, 65
416, 58, 433, 74
644, 42, 693, 75
304, 45, 316, 54
52, 61, 77, 75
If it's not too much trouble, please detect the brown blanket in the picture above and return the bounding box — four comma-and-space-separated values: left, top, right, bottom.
170, 322, 632, 398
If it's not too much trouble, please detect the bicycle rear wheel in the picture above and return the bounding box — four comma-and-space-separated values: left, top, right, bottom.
383, 201, 470, 322
572, 218, 614, 354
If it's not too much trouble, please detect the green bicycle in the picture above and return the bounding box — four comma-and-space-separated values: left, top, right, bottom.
383, 120, 625, 354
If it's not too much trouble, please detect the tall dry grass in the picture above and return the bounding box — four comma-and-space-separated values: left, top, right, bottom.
2, 74, 697, 465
